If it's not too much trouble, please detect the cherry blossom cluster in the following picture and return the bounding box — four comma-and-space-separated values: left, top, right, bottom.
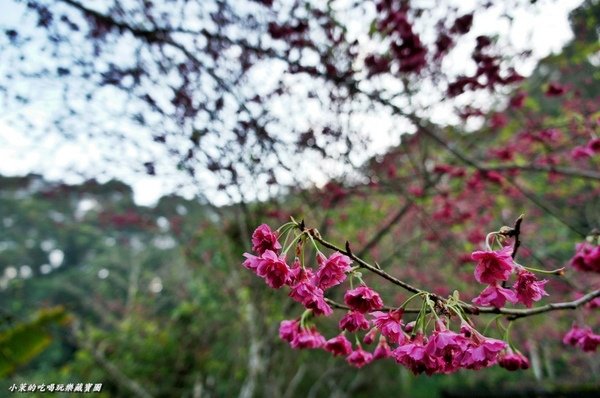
279, 313, 531, 374
243, 221, 600, 372
563, 325, 600, 352
242, 222, 535, 374
571, 137, 600, 160
471, 244, 548, 308
570, 241, 600, 273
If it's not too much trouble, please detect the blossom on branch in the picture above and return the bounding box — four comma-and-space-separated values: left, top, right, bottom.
344, 285, 384, 313
498, 348, 530, 371
324, 334, 353, 356
371, 309, 405, 344
472, 283, 518, 308
346, 346, 374, 368
313, 251, 352, 290
339, 310, 370, 332
472, 246, 515, 284
251, 224, 282, 255
513, 269, 548, 307
256, 250, 291, 289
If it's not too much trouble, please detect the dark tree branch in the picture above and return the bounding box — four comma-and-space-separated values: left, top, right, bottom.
357, 90, 588, 237
484, 164, 600, 182
357, 201, 413, 258
303, 218, 600, 320
324, 298, 421, 314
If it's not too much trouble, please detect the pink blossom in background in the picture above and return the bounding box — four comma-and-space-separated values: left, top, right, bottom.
545, 81, 567, 96
570, 242, 600, 273
571, 146, 594, 160
563, 324, 600, 352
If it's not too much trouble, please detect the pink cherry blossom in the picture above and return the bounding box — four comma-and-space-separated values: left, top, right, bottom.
339, 310, 370, 332
363, 328, 379, 345
324, 334, 353, 356
425, 320, 469, 373
570, 242, 600, 273
460, 327, 507, 370
251, 224, 282, 255
587, 137, 600, 153
287, 258, 312, 286
256, 250, 290, 289
290, 326, 326, 349
373, 337, 392, 360
371, 309, 405, 344
545, 81, 566, 96
346, 347, 374, 368
473, 283, 518, 308
344, 285, 384, 313
513, 269, 548, 307
571, 146, 594, 160
404, 321, 416, 334
242, 253, 261, 271
498, 348, 530, 371
313, 251, 352, 290
563, 324, 600, 352
472, 246, 515, 284
289, 280, 332, 316
394, 334, 441, 375
279, 319, 300, 343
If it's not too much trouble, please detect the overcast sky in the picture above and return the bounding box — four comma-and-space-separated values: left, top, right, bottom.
0, 0, 583, 206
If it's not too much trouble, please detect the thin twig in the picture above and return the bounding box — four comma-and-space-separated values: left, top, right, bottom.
324, 298, 421, 314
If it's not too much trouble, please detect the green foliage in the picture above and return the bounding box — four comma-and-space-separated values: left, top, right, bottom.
0, 307, 69, 377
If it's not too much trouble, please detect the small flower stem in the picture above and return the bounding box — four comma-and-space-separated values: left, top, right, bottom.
276, 221, 295, 233
299, 309, 312, 329
485, 232, 498, 251
521, 266, 565, 275
400, 292, 425, 309
279, 226, 297, 255
503, 320, 513, 342
306, 232, 321, 254
282, 231, 303, 256
483, 314, 503, 335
